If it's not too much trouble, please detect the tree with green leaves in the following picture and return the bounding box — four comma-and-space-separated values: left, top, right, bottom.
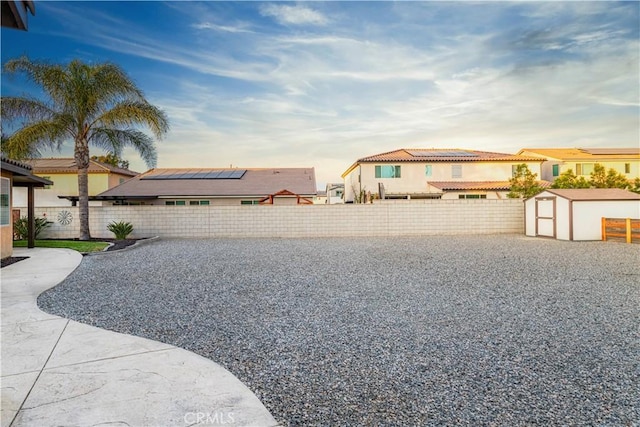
507, 163, 544, 198
1, 56, 169, 240
91, 153, 130, 170
550, 168, 590, 189
589, 163, 630, 189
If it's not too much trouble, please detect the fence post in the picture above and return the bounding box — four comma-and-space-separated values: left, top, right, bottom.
601, 217, 607, 241
626, 218, 632, 243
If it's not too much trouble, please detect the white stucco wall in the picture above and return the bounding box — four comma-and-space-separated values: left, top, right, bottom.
572, 201, 640, 241
344, 161, 542, 202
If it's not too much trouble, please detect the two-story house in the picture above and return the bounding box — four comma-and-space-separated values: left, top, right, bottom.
12, 158, 138, 207
342, 148, 546, 202
517, 148, 640, 183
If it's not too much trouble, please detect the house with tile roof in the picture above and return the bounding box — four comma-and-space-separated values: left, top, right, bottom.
517, 148, 640, 183
341, 149, 548, 202
95, 167, 317, 206
12, 158, 139, 207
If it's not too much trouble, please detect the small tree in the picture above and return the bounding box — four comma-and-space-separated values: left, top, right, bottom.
589, 163, 630, 189
550, 169, 590, 189
91, 153, 130, 169
508, 164, 544, 198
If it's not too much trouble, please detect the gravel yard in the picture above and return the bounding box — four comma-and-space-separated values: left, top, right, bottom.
38, 235, 639, 426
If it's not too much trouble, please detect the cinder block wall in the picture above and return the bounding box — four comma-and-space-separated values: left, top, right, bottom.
20, 199, 525, 239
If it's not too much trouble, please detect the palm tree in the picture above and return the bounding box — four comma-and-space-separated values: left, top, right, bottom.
1, 56, 169, 240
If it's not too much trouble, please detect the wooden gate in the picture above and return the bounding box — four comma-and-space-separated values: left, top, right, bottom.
535, 196, 556, 238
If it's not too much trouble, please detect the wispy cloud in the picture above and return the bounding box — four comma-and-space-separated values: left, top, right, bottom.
192, 22, 254, 34
260, 4, 328, 26
3, 1, 638, 186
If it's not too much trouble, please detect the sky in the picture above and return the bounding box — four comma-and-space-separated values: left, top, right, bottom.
1, 1, 639, 188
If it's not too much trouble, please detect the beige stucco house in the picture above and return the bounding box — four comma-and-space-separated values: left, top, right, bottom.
12, 158, 138, 207
517, 148, 640, 183
342, 148, 547, 202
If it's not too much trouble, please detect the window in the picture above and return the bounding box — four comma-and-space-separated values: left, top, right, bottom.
165, 201, 175, 206
241, 200, 259, 205
458, 194, 486, 199
425, 165, 432, 177
375, 165, 401, 178
165, 200, 186, 206
452, 164, 462, 178
1, 178, 9, 225
552, 164, 559, 177
576, 163, 594, 175
189, 200, 210, 205
625, 163, 631, 174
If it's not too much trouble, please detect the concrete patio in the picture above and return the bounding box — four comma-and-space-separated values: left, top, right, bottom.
1, 247, 278, 427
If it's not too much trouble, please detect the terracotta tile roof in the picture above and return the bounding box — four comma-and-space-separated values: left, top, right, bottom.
97, 167, 317, 199
23, 158, 139, 176
541, 188, 640, 201
518, 148, 640, 161
357, 149, 543, 163
429, 181, 552, 191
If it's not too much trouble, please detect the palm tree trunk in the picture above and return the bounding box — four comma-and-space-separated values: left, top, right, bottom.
75, 139, 91, 240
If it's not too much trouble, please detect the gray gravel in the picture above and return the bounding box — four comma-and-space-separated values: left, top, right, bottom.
38, 235, 639, 426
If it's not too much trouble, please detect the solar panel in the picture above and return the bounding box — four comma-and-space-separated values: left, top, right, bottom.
408, 150, 478, 157
141, 169, 247, 180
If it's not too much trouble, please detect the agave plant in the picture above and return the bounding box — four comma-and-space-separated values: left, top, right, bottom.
107, 221, 133, 240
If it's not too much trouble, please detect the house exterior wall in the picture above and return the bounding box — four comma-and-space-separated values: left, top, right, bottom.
344, 161, 541, 202
13, 173, 111, 207
1, 170, 13, 259
22, 199, 525, 239
519, 151, 640, 182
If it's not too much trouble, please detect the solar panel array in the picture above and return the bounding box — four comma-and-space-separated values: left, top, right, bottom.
407, 150, 479, 157
141, 169, 247, 180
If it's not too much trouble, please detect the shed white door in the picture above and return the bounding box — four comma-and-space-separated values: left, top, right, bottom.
535, 196, 556, 238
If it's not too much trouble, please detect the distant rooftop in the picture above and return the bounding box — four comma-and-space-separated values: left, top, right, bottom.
24, 158, 139, 177
97, 167, 317, 199
356, 149, 542, 163
519, 148, 640, 160
342, 148, 542, 177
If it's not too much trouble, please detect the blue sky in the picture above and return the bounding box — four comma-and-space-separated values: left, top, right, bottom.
2, 1, 639, 187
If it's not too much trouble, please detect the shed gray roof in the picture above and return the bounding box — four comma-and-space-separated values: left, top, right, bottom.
97, 167, 317, 199
541, 188, 640, 201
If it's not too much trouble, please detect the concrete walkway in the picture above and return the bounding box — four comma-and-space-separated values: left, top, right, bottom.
1, 248, 279, 427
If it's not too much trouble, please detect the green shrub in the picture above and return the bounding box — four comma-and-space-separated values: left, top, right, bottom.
107, 221, 134, 240
13, 216, 53, 240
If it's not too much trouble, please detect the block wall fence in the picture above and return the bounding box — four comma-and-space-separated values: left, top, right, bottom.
18, 199, 525, 239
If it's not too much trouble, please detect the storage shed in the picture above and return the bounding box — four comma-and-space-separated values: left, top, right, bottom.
525, 189, 640, 241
